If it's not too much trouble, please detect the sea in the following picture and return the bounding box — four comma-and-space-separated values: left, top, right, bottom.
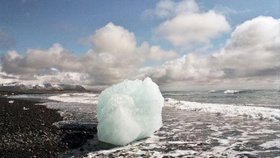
163, 89, 280, 108
8, 89, 280, 157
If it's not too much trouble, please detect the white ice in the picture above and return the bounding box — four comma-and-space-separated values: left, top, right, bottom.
97, 77, 164, 146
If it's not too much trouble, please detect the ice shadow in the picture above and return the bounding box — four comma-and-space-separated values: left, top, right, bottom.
58, 122, 118, 157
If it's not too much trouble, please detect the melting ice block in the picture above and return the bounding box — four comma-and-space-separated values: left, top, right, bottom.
97, 77, 164, 146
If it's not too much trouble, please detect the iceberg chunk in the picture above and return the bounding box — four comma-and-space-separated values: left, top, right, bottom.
97, 77, 164, 146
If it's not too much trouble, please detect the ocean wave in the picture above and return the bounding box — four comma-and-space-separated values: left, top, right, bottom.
165, 98, 280, 121
223, 89, 255, 94
46, 93, 280, 121
224, 89, 242, 94
8, 94, 49, 100
260, 139, 280, 149
209, 90, 217, 93
48, 93, 99, 104
40, 93, 280, 157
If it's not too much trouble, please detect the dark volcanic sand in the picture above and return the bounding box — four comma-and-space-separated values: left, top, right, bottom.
0, 97, 65, 158
0, 94, 97, 158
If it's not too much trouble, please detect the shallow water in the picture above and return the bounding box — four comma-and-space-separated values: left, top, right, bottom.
163, 90, 280, 108
85, 107, 280, 157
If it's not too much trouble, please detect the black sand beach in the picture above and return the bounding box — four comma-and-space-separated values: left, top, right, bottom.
0, 92, 98, 158
0, 96, 65, 157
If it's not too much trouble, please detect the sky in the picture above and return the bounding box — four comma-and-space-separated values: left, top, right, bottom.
0, 0, 279, 90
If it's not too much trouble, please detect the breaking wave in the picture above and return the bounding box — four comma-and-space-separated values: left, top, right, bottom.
43, 92, 280, 122
48, 93, 99, 104
165, 98, 280, 121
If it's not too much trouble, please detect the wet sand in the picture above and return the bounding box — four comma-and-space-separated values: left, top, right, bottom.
0, 96, 66, 157
0, 94, 97, 158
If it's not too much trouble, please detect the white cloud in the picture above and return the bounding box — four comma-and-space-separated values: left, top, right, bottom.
2, 43, 81, 76
143, 16, 280, 87
0, 11, 278, 90
88, 22, 137, 55
138, 42, 179, 61
151, 0, 199, 18
34, 71, 90, 85
1, 23, 179, 86
82, 23, 179, 84
216, 16, 280, 77
141, 53, 224, 84
154, 0, 230, 47
0, 66, 19, 84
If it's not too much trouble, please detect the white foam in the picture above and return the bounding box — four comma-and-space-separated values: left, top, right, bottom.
251, 129, 277, 134
260, 139, 280, 149
209, 90, 217, 93
8, 94, 49, 100
224, 89, 241, 94
165, 98, 280, 121
85, 136, 161, 157
70, 96, 279, 158
48, 93, 98, 104
162, 150, 197, 157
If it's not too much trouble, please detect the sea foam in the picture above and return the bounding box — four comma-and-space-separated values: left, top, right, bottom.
165, 98, 280, 121
48, 93, 99, 104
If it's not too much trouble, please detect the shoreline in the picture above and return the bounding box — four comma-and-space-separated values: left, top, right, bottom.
1, 91, 280, 157
0, 95, 96, 158
0, 97, 65, 157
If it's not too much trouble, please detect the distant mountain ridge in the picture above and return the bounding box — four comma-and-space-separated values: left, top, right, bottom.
0, 82, 87, 92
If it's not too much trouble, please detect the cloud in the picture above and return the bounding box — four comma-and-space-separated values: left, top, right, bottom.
137, 42, 179, 61
2, 43, 81, 76
82, 23, 179, 84
0, 66, 19, 84
0, 13, 278, 90
216, 16, 280, 78
153, 0, 230, 47
140, 53, 224, 84
142, 16, 280, 87
147, 0, 199, 18
0, 29, 15, 50
88, 22, 137, 55
1, 23, 179, 86
34, 71, 90, 85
